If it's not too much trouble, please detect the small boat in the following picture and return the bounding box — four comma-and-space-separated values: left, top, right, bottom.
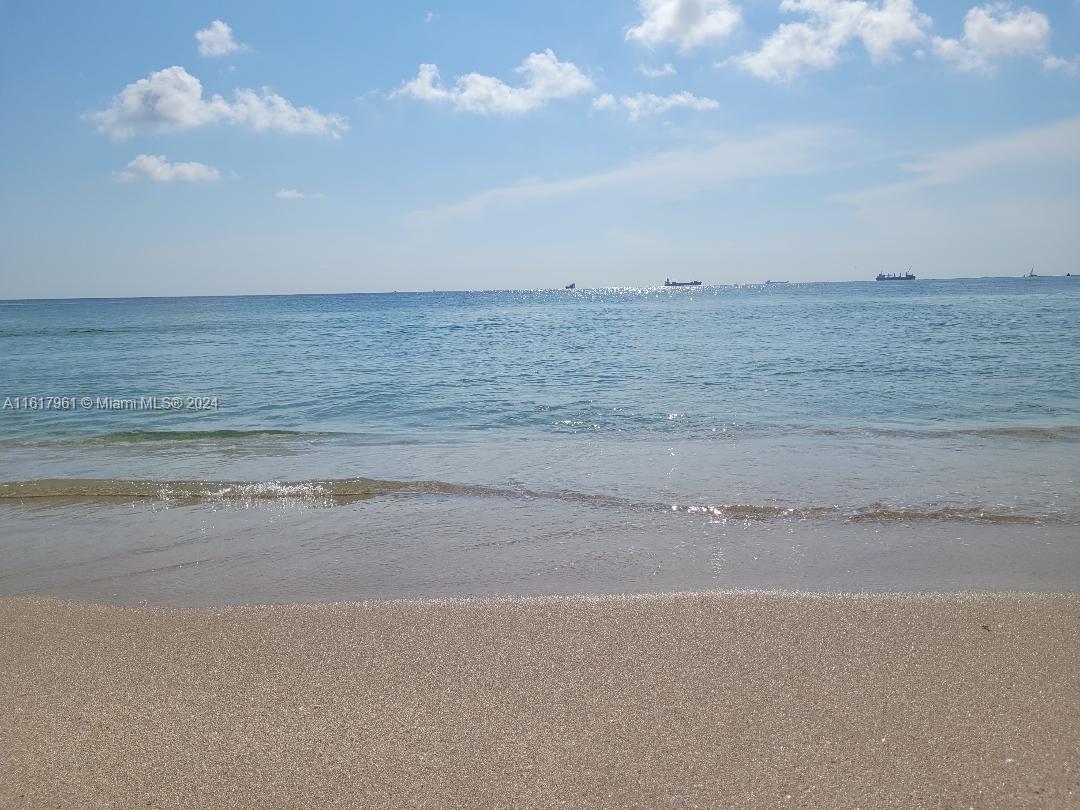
876, 267, 915, 281
565, 282, 576, 289
664, 278, 702, 287
764, 280, 789, 285
1025, 267, 1038, 278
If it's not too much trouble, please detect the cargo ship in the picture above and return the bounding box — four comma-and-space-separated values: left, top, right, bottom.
876, 268, 915, 281
664, 278, 702, 287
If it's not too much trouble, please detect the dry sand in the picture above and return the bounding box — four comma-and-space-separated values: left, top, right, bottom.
2, 591, 1078, 807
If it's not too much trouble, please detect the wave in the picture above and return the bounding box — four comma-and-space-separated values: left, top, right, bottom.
6, 422, 1079, 449
811, 425, 1080, 440
0, 477, 1067, 525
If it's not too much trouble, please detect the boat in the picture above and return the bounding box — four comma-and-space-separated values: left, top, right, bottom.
764, 280, 789, 285
664, 278, 702, 287
565, 282, 576, 289
876, 267, 915, 281
1025, 267, 1037, 278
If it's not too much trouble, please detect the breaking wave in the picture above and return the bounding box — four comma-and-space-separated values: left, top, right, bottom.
0, 477, 1067, 525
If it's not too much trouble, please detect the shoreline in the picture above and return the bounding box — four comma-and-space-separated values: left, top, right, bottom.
4, 585, 1080, 609
3, 590, 1078, 806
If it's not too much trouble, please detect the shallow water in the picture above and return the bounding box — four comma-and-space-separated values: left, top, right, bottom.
2, 278, 1078, 603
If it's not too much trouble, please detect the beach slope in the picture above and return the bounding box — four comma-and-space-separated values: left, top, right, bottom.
2, 592, 1078, 806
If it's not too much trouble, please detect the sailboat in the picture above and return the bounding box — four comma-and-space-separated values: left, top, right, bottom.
1025, 266, 1038, 278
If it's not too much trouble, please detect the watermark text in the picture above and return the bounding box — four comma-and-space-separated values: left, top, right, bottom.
3, 395, 221, 412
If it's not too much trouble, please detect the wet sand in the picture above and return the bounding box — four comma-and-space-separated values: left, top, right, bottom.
2, 591, 1078, 807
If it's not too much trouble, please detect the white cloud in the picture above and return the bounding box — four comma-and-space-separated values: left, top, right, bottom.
592, 93, 618, 111
932, 3, 1050, 73
392, 50, 593, 114
113, 154, 221, 183
405, 125, 845, 225
226, 88, 348, 136
593, 91, 720, 121
195, 20, 247, 58
85, 66, 349, 139
275, 189, 325, 200
638, 63, 678, 77
837, 116, 1080, 204
733, 0, 931, 82
1043, 54, 1079, 76
626, 0, 742, 52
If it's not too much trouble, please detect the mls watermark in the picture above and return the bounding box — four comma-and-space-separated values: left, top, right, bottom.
3, 396, 220, 412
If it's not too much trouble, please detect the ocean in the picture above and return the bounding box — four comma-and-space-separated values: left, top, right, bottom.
2, 278, 1078, 604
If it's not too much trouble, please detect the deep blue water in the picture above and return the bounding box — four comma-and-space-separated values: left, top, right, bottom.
2, 278, 1078, 441
2, 278, 1079, 602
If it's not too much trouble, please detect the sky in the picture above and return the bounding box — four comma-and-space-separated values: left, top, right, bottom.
1, 0, 1078, 298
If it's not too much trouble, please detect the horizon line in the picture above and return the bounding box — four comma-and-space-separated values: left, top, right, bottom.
1, 274, 1072, 303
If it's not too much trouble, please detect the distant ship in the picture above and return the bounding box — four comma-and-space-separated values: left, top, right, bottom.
565, 282, 576, 289
1024, 267, 1037, 278
764, 280, 789, 285
664, 278, 702, 287
876, 267, 915, 281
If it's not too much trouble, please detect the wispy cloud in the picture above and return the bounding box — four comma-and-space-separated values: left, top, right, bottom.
275, 189, 325, 200
592, 94, 618, 112
392, 50, 593, 115
86, 66, 348, 139
592, 91, 720, 121
405, 125, 846, 225
637, 63, 678, 78
837, 116, 1080, 204
1043, 54, 1079, 77
113, 154, 221, 183
195, 20, 247, 58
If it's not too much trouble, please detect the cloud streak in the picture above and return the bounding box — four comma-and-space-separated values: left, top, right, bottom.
637, 63, 678, 78
592, 91, 720, 121
405, 125, 846, 225
837, 116, 1080, 204
275, 189, 325, 200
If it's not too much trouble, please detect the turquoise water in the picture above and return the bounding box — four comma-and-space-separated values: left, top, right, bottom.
2, 278, 1079, 602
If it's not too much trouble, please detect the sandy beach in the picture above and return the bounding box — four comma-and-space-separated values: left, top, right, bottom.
2, 591, 1078, 807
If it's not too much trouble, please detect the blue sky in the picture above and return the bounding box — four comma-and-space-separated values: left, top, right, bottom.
1, 0, 1078, 297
